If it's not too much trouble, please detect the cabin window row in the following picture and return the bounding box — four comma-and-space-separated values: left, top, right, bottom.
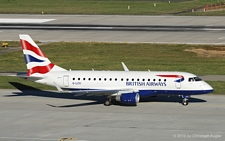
72, 78, 166, 82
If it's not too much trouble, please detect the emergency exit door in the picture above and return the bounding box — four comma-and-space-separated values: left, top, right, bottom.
63, 75, 69, 87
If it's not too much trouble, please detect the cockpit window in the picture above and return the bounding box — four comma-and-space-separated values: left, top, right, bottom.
188, 77, 202, 82
188, 78, 194, 82
194, 77, 202, 81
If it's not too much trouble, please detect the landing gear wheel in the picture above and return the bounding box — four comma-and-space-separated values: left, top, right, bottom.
104, 100, 111, 106
182, 99, 188, 106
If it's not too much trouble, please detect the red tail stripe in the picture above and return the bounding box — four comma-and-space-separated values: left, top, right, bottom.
20, 39, 46, 58
27, 63, 54, 76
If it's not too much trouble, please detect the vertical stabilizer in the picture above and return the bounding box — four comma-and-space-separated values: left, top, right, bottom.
19, 34, 67, 76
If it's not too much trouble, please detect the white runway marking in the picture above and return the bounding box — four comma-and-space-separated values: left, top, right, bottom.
204, 28, 225, 31
0, 18, 55, 23
0, 137, 56, 140
218, 37, 225, 39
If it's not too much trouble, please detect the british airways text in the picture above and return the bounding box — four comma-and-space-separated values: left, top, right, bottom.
126, 81, 166, 87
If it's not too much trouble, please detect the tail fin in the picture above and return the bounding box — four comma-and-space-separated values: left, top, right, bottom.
19, 34, 67, 76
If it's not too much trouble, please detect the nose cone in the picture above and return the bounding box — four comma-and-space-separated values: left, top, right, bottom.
203, 82, 213, 93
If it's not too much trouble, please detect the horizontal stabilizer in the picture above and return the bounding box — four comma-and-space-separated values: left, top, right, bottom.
13, 72, 45, 80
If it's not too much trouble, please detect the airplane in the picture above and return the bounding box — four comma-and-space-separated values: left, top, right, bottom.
17, 34, 213, 106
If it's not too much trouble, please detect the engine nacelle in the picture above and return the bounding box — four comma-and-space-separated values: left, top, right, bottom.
116, 92, 140, 106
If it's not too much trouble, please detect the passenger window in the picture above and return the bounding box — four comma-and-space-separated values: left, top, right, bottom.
104, 78, 107, 81
143, 79, 145, 81
137, 79, 139, 81
127, 78, 129, 81
148, 79, 150, 81
159, 79, 161, 81
110, 78, 112, 81
73, 78, 75, 80
164, 79, 166, 81
121, 78, 123, 81
153, 79, 155, 81
83, 78, 85, 81
99, 78, 101, 81
94, 78, 96, 81
88, 78, 91, 81
115, 78, 117, 81
132, 78, 134, 81
78, 78, 80, 80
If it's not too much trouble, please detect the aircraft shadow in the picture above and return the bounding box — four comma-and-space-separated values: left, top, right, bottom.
7, 82, 106, 107
140, 95, 207, 104
7, 82, 206, 107
46, 102, 101, 108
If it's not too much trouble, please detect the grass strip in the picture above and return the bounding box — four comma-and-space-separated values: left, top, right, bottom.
1, 42, 225, 75
0, 0, 224, 15
1, 42, 225, 94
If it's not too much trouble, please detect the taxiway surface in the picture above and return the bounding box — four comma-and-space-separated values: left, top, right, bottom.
0, 89, 224, 141
1, 15, 225, 141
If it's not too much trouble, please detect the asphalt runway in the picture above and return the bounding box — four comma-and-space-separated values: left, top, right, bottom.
0, 89, 224, 141
1, 14, 225, 44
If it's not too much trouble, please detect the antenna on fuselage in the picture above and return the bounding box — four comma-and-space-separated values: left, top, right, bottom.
121, 62, 129, 71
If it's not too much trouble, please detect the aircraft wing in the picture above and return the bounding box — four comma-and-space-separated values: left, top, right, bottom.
62, 88, 138, 96
71, 89, 119, 96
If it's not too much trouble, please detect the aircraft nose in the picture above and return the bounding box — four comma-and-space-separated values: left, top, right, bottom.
203, 82, 213, 93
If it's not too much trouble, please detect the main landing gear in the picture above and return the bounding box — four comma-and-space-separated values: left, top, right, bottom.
182, 95, 189, 106
104, 100, 112, 106
104, 96, 112, 106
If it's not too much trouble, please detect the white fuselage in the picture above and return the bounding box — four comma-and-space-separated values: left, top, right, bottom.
34, 70, 213, 97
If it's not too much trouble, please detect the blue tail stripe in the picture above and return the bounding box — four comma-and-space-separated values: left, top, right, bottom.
24, 54, 45, 64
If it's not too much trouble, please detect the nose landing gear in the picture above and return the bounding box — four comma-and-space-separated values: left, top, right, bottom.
182, 98, 188, 106
182, 95, 189, 106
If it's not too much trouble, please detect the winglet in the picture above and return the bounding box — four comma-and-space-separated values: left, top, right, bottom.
53, 82, 64, 92
121, 62, 129, 71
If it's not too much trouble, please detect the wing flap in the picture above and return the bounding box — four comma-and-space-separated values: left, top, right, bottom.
72, 89, 119, 96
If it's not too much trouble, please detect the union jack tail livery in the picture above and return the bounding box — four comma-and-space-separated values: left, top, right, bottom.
19, 34, 67, 76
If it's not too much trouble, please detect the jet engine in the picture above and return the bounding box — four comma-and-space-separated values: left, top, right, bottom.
115, 92, 140, 106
